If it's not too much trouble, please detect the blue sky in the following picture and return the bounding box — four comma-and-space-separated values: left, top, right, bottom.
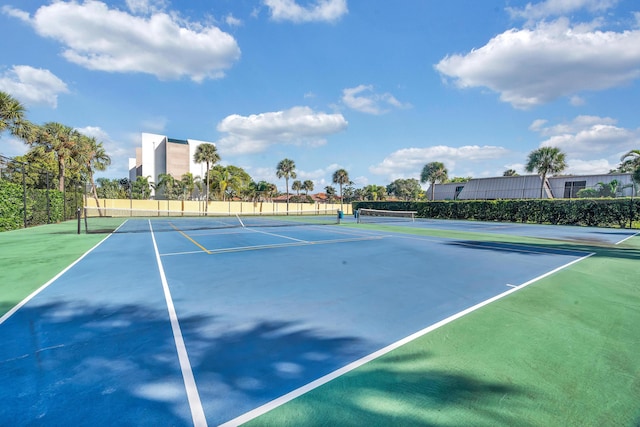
1, 0, 639, 191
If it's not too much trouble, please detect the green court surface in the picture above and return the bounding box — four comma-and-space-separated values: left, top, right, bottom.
2, 222, 639, 426
0, 221, 106, 318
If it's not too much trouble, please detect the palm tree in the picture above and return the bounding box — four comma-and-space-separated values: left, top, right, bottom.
292, 180, 302, 196
525, 147, 567, 199
302, 179, 314, 196
620, 149, 640, 172
193, 143, 220, 212
325, 185, 336, 202
276, 158, 296, 212
0, 91, 33, 141
180, 172, 196, 200
420, 161, 448, 201
266, 182, 278, 202
132, 176, 153, 199
32, 122, 80, 191
332, 168, 350, 211
156, 173, 179, 200
363, 184, 387, 201
77, 134, 111, 212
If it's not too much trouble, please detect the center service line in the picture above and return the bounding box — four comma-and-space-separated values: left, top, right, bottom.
149, 221, 207, 427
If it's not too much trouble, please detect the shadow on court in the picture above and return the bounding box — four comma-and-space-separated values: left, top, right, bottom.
0, 297, 534, 426
446, 240, 640, 261
1, 299, 367, 425
245, 351, 531, 427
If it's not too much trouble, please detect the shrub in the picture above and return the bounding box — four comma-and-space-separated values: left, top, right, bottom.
353, 198, 639, 229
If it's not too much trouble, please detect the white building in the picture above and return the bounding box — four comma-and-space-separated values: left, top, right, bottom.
128, 133, 214, 196
428, 173, 635, 200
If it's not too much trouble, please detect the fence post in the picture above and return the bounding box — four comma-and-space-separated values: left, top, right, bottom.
22, 162, 27, 228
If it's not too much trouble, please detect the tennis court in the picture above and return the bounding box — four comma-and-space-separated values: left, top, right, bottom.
1, 213, 639, 426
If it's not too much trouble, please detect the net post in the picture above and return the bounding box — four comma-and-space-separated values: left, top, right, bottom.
77, 207, 81, 234
337, 209, 341, 224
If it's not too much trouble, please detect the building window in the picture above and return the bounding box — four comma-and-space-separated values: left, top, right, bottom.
564, 181, 586, 198
454, 186, 464, 200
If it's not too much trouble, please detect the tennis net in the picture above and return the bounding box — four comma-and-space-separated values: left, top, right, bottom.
356, 208, 417, 224
83, 206, 340, 233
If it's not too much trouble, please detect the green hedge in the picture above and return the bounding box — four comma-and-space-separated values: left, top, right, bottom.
0, 180, 64, 231
0, 180, 23, 231
353, 199, 640, 229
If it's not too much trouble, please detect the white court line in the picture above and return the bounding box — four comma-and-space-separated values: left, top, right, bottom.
220, 251, 595, 427
0, 234, 113, 325
149, 221, 207, 427
160, 235, 386, 257
245, 227, 309, 243
615, 230, 640, 245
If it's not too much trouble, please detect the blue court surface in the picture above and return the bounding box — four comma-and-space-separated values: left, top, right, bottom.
0, 219, 622, 426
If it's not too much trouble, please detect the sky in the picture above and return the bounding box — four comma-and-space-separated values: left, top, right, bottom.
1, 0, 640, 192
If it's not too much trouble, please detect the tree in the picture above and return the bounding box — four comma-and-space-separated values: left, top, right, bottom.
577, 180, 621, 198
248, 180, 271, 202
209, 165, 250, 201
96, 178, 126, 199
449, 176, 472, 183
77, 134, 111, 212
302, 180, 314, 195
276, 158, 296, 212
180, 172, 196, 200
9, 148, 57, 189
363, 184, 387, 201
324, 185, 336, 202
620, 149, 640, 191
193, 143, 220, 211
292, 180, 302, 196
132, 175, 152, 199
619, 149, 640, 172
332, 168, 350, 211
156, 173, 181, 200
420, 161, 448, 201
0, 91, 33, 141
32, 122, 80, 192
525, 147, 567, 199
503, 169, 518, 177
387, 178, 422, 201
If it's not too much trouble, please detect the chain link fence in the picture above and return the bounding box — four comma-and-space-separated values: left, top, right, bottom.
0, 154, 85, 231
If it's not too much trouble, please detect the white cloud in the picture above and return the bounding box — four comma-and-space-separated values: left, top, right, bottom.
342, 85, 411, 115
531, 115, 638, 156
569, 95, 586, 106
225, 14, 243, 27
1, 5, 29, 22
216, 106, 348, 155
125, 0, 168, 15
0, 135, 29, 158
435, 19, 640, 109
73, 126, 133, 178
140, 117, 168, 133
370, 145, 510, 181
564, 158, 615, 174
11, 1, 240, 82
0, 65, 69, 108
264, 0, 347, 23
529, 115, 640, 174
507, 0, 619, 22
